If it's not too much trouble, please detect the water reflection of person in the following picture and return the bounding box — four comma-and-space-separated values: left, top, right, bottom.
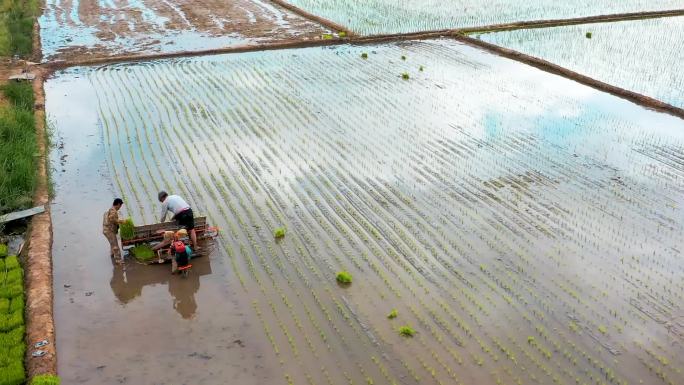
168, 268, 200, 319
109, 257, 210, 319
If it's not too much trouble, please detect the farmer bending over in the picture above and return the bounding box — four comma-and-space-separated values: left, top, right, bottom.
158, 191, 197, 248
102, 198, 126, 265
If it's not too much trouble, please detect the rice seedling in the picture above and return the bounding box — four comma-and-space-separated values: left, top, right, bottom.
321, 33, 333, 40
401, 55, 406, 60
585, 32, 592, 39
361, 52, 368, 59
419, 66, 424, 72
401, 72, 409, 80
30, 375, 61, 385
399, 325, 416, 337
119, 219, 135, 240
336, 271, 352, 284
274, 227, 286, 238
387, 309, 398, 319
129, 245, 155, 262
338, 31, 347, 38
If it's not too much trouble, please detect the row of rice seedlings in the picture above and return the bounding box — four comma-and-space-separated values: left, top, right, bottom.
125, 64, 396, 382
0, 253, 26, 385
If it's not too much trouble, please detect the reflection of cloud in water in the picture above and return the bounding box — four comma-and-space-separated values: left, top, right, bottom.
109, 257, 212, 319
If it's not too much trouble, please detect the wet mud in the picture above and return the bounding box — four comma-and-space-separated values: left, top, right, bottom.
46, 73, 280, 384
46, 40, 684, 385
39, 0, 333, 62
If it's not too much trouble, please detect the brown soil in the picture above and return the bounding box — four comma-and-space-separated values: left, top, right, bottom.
42, 0, 338, 62
25, 66, 56, 379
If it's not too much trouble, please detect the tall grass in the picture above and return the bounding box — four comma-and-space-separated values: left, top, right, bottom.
0, 82, 36, 214
0, 0, 38, 56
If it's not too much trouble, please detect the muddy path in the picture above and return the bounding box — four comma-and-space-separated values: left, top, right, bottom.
46, 73, 280, 384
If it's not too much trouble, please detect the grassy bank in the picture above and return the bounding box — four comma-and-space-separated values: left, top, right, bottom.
0, 81, 36, 215
0, 0, 38, 57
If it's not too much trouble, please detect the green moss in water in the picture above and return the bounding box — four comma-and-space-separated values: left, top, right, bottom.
398, 325, 415, 337
336, 271, 352, 284
119, 218, 135, 240
130, 245, 155, 262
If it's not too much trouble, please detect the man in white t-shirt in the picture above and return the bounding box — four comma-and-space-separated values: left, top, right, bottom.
158, 191, 197, 248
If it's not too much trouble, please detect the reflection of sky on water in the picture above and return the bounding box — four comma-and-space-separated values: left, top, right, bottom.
478, 17, 684, 109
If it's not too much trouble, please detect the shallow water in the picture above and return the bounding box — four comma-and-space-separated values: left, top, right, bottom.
38, 0, 330, 61
283, 0, 684, 34
476, 16, 684, 109
48, 40, 684, 385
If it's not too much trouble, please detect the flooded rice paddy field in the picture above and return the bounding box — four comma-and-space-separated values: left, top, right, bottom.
47, 39, 684, 385
476, 16, 684, 109
281, 0, 684, 35
39, 0, 331, 62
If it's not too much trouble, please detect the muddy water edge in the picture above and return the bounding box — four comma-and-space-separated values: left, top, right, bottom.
46, 71, 278, 384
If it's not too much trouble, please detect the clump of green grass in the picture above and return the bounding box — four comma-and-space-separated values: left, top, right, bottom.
0, 83, 37, 214
0, 0, 39, 56
274, 227, 286, 238
336, 271, 352, 284
401, 72, 409, 80
130, 244, 155, 262
338, 31, 347, 38
119, 219, 135, 240
585, 32, 592, 39
30, 374, 61, 385
398, 325, 415, 337
0, 244, 7, 258
387, 309, 398, 319
321, 33, 333, 40
2, 82, 34, 111
361, 52, 368, 59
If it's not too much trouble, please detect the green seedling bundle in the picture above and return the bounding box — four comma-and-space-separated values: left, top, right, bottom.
0, 246, 26, 385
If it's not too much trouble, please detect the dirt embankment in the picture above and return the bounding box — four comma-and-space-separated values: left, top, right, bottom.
24, 65, 56, 378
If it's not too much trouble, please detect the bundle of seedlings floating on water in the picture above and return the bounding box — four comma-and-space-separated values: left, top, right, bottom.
119, 218, 135, 240
401, 72, 410, 80
585, 32, 592, 39
398, 325, 415, 337
336, 271, 352, 284
129, 244, 155, 263
361, 52, 368, 59
274, 227, 286, 238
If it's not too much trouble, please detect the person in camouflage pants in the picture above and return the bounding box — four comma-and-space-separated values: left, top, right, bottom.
103, 198, 125, 265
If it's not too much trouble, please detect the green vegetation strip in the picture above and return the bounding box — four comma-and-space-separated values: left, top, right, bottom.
0, 0, 38, 56
0, 81, 36, 215
29, 375, 60, 385
0, 248, 26, 385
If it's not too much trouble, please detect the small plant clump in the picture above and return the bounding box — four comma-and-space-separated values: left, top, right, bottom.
322, 33, 333, 40
274, 227, 286, 238
338, 31, 347, 38
0, 244, 7, 258
401, 72, 410, 80
30, 374, 61, 385
119, 218, 135, 240
387, 309, 398, 319
361, 52, 368, 59
401, 55, 406, 60
419, 65, 424, 72
130, 245, 155, 262
398, 325, 415, 337
585, 32, 592, 39
336, 271, 352, 284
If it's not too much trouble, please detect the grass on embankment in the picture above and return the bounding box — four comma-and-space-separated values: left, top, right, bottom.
0, 0, 38, 57
0, 81, 37, 215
